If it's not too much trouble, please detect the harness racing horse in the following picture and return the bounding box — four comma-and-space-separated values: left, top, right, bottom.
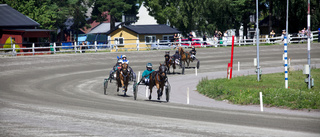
164, 52, 176, 74
117, 62, 130, 96
149, 63, 167, 100
178, 47, 192, 67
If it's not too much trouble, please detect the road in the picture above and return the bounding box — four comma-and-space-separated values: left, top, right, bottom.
1, 43, 320, 136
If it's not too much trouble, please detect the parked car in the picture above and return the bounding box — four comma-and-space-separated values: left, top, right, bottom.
151, 40, 171, 50
176, 39, 202, 48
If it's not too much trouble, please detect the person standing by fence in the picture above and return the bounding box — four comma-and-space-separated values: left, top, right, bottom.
203, 34, 207, 45
223, 31, 228, 46
270, 30, 275, 43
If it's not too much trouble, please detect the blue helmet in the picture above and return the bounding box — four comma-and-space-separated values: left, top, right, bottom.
146, 63, 152, 68
176, 50, 179, 53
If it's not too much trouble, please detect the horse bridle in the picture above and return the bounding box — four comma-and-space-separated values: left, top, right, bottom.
120, 64, 130, 82
156, 65, 167, 82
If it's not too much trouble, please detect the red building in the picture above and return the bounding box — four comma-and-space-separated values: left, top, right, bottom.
0, 4, 52, 53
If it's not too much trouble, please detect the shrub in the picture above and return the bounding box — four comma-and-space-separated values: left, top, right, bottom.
3, 37, 20, 52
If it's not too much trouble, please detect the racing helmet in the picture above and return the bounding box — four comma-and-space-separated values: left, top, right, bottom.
176, 50, 179, 53
146, 63, 152, 68
122, 55, 127, 59
192, 46, 195, 50
118, 59, 123, 63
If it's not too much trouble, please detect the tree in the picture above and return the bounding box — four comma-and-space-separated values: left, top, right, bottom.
91, 0, 136, 31
67, 0, 93, 42
1, 0, 69, 30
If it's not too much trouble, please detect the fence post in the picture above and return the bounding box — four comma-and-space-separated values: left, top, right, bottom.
32, 43, 35, 55
157, 39, 159, 50
95, 41, 97, 53
12, 44, 16, 56
189, 41, 191, 47
244, 36, 247, 45
136, 36, 139, 51
53, 42, 56, 54
74, 41, 77, 53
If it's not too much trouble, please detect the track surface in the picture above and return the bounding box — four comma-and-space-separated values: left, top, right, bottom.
1, 44, 320, 136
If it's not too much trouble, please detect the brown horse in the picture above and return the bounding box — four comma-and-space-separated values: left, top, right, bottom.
149, 63, 167, 100
178, 47, 192, 67
117, 62, 130, 96
164, 52, 176, 74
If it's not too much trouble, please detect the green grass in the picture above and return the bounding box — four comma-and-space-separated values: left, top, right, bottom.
197, 68, 320, 110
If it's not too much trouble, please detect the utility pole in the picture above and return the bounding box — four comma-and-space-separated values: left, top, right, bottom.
307, 0, 311, 89
256, 0, 260, 81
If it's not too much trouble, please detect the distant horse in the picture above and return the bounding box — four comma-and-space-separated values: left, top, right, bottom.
178, 47, 192, 67
117, 62, 130, 96
149, 63, 167, 100
164, 51, 176, 74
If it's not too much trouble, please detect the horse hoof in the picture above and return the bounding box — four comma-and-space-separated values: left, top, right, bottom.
124, 92, 126, 96
157, 97, 160, 100
149, 96, 151, 100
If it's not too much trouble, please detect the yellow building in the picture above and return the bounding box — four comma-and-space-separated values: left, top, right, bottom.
109, 24, 180, 51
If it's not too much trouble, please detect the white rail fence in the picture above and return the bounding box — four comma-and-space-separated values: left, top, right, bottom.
0, 31, 318, 56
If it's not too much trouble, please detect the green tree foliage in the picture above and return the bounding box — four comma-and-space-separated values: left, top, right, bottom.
1, 0, 319, 39
1, 0, 69, 30
3, 37, 20, 52
91, 0, 137, 31
67, 0, 94, 42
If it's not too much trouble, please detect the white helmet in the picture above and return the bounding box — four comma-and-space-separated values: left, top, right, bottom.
122, 55, 126, 58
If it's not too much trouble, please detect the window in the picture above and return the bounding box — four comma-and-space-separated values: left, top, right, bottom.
114, 37, 124, 45
163, 35, 172, 40
145, 36, 156, 44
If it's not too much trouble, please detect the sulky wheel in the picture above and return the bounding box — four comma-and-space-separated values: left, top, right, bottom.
165, 85, 170, 102
133, 81, 137, 100
104, 79, 108, 95
197, 60, 200, 69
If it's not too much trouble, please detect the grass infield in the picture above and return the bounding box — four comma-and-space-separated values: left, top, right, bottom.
197, 68, 320, 110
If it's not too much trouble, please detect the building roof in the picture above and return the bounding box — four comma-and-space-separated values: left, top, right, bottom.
88, 22, 121, 34
0, 4, 40, 28
133, 2, 158, 25
124, 25, 180, 35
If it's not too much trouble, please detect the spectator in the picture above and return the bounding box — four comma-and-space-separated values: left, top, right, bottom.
188, 32, 194, 42
270, 30, 275, 38
218, 31, 223, 44
270, 30, 275, 43
281, 30, 286, 41
214, 30, 218, 38
302, 28, 306, 37
81, 41, 86, 53
223, 31, 228, 46
203, 34, 207, 45
173, 33, 179, 47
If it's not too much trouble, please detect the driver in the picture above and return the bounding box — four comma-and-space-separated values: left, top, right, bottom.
172, 50, 181, 65
122, 55, 129, 64
142, 63, 154, 85
121, 55, 136, 80
109, 59, 123, 79
190, 46, 196, 60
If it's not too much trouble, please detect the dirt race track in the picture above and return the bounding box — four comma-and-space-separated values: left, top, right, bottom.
1, 43, 320, 136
